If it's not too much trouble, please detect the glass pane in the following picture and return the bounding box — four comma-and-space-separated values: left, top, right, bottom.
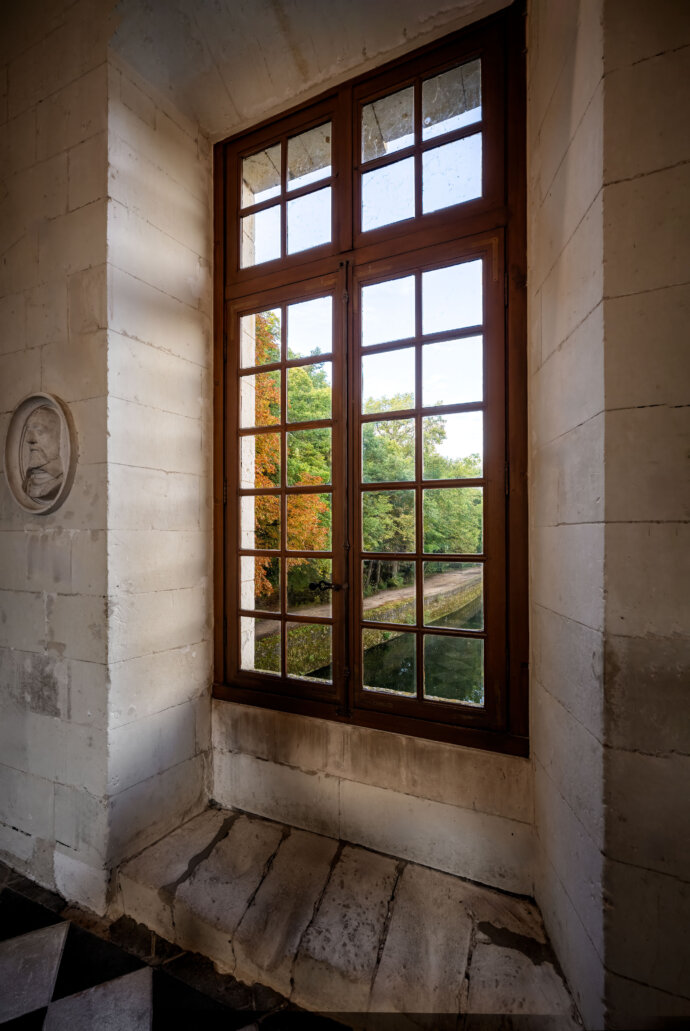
423, 561, 483, 629
288, 123, 331, 190
362, 418, 415, 483
362, 347, 415, 414
361, 86, 414, 161
362, 489, 415, 553
422, 59, 482, 140
362, 157, 414, 232
361, 276, 415, 348
240, 369, 280, 428
240, 432, 281, 488
423, 134, 482, 213
240, 616, 281, 675
241, 494, 280, 550
241, 205, 281, 267
287, 186, 331, 254
287, 296, 332, 358
363, 560, 416, 625
362, 629, 416, 695
287, 493, 332, 551
288, 557, 333, 617
423, 487, 483, 554
422, 259, 483, 335
423, 336, 483, 407
424, 635, 484, 705
287, 428, 332, 486
240, 309, 281, 368
241, 144, 281, 206
287, 362, 332, 423
240, 556, 281, 612
287, 622, 332, 682
423, 411, 483, 479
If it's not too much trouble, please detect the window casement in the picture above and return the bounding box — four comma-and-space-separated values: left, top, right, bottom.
213, 3, 527, 756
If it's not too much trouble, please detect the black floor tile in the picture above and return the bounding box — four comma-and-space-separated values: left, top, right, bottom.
51, 922, 144, 1000
0, 889, 63, 943
163, 952, 255, 1011
259, 1008, 351, 1030
0, 1008, 48, 1029
152, 969, 251, 1031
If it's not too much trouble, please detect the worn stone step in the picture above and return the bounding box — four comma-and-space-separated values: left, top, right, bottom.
292, 844, 399, 1013
116, 805, 580, 1025
232, 826, 339, 996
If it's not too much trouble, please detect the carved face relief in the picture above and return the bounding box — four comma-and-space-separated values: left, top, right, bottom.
4, 394, 76, 513
21, 407, 64, 501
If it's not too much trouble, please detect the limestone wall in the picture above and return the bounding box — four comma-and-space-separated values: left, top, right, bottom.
105, 56, 214, 865
0, 0, 112, 908
601, 2, 690, 1024
527, 2, 606, 1025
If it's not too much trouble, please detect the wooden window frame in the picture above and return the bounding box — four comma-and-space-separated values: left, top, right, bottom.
213, 2, 528, 757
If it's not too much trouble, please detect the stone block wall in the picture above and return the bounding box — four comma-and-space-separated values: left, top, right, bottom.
527, 2, 606, 1025
0, 0, 111, 907
601, 2, 690, 1024
105, 56, 214, 866
213, 702, 535, 895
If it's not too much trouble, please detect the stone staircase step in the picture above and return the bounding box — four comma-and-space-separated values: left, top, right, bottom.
292, 844, 399, 1013
116, 805, 581, 1025
369, 862, 472, 1021
233, 826, 339, 996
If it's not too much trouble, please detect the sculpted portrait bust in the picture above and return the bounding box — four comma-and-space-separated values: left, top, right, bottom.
4, 394, 76, 514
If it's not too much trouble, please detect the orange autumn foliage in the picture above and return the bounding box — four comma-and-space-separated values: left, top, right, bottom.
252, 313, 329, 598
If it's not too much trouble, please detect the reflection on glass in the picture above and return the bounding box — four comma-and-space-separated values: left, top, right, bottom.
241, 144, 281, 206
287, 362, 332, 423
240, 432, 281, 489
362, 418, 415, 483
362, 157, 415, 232
361, 276, 415, 348
287, 296, 333, 357
423, 134, 482, 213
240, 369, 280, 428
242, 494, 280, 550
241, 205, 281, 267
240, 309, 281, 368
422, 59, 482, 140
422, 260, 483, 334
287, 622, 332, 682
240, 616, 281, 674
287, 187, 331, 253
362, 489, 415, 552
423, 487, 483, 554
362, 629, 416, 695
423, 411, 483, 479
424, 634, 484, 705
361, 86, 414, 161
423, 561, 483, 629
287, 493, 332, 551
362, 348, 415, 413
362, 560, 416, 625
288, 428, 332, 486
288, 557, 333, 616
423, 336, 483, 406
240, 556, 281, 612
288, 123, 331, 190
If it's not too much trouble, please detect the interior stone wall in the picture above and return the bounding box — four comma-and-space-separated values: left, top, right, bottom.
527, 2, 606, 1026
0, 0, 112, 909
105, 54, 214, 865
601, 2, 690, 1024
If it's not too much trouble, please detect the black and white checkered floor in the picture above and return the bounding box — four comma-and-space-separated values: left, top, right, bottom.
0, 863, 345, 1030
